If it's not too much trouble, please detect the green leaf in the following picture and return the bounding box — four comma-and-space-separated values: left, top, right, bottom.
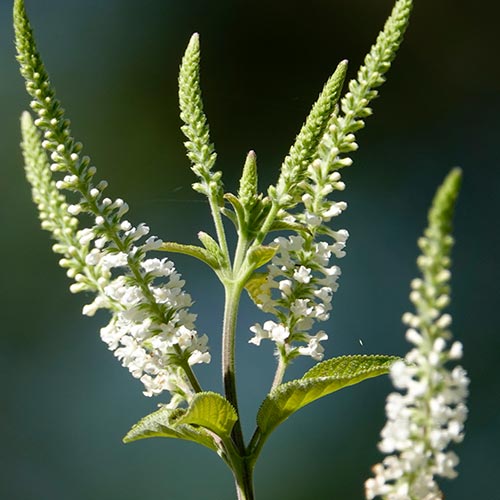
244, 272, 269, 306
172, 392, 238, 439
224, 193, 246, 228
257, 355, 398, 437
159, 241, 220, 270
123, 406, 218, 452
197, 231, 226, 267
269, 218, 308, 233
247, 245, 278, 268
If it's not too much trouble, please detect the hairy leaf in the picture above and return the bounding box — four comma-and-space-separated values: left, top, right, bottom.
172, 392, 238, 439
160, 241, 220, 269
247, 245, 278, 269
123, 406, 218, 452
244, 272, 269, 306
257, 355, 398, 436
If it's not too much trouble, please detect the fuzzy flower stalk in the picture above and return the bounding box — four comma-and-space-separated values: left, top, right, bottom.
365, 168, 469, 500
251, 0, 413, 380
15, 0, 208, 407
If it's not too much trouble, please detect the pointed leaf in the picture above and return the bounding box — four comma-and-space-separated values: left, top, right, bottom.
247, 244, 278, 268
257, 355, 398, 436
244, 272, 269, 306
123, 406, 218, 452
160, 241, 220, 269
197, 231, 226, 267
172, 392, 238, 439
269, 218, 308, 233
224, 192, 246, 229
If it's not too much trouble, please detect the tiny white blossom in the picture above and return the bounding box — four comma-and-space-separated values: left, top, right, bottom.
249, 152, 349, 362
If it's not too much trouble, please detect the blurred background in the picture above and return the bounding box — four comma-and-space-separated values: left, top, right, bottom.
1, 0, 498, 498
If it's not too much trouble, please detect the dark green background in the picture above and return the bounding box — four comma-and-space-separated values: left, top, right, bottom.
1, 0, 498, 499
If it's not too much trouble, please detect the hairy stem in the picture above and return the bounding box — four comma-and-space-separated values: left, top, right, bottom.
209, 191, 230, 264
271, 355, 287, 391
233, 231, 250, 275
222, 282, 246, 452
234, 458, 255, 500
252, 202, 280, 247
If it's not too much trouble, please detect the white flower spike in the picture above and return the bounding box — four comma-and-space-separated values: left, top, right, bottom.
365, 169, 468, 500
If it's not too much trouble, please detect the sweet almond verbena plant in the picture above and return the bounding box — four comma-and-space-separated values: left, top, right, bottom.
14, 0, 469, 498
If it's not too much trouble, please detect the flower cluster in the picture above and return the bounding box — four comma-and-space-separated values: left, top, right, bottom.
249, 234, 344, 361
365, 169, 468, 500
250, 133, 350, 361
16, 0, 208, 405
253, 0, 414, 364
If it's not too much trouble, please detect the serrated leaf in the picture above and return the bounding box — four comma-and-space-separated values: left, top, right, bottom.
303, 354, 397, 379
257, 355, 398, 437
123, 406, 218, 452
173, 392, 238, 439
244, 272, 269, 306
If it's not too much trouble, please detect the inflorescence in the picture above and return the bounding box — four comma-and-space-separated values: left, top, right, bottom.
15, 0, 208, 406
365, 169, 468, 500
15, 0, 469, 496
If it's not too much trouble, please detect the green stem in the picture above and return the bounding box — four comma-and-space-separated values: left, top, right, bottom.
246, 357, 287, 463
222, 282, 246, 452
233, 458, 255, 500
222, 411, 256, 500
252, 201, 280, 247
209, 191, 230, 263
246, 427, 267, 469
179, 358, 203, 393
233, 230, 249, 274
270, 355, 287, 391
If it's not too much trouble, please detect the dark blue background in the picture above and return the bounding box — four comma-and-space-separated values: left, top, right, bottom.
1, 0, 498, 498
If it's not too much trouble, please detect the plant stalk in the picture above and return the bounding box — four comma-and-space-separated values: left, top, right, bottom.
222, 282, 246, 452
271, 355, 287, 390
209, 191, 230, 263
234, 458, 255, 500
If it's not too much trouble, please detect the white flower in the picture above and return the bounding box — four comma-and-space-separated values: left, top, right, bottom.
366, 169, 468, 499
21, 103, 209, 407
298, 331, 328, 360
293, 265, 312, 284
249, 161, 348, 362
249, 321, 290, 346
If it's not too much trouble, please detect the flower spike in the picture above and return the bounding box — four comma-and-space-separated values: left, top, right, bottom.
251, 0, 413, 370
179, 33, 222, 200
15, 0, 209, 405
365, 169, 469, 499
